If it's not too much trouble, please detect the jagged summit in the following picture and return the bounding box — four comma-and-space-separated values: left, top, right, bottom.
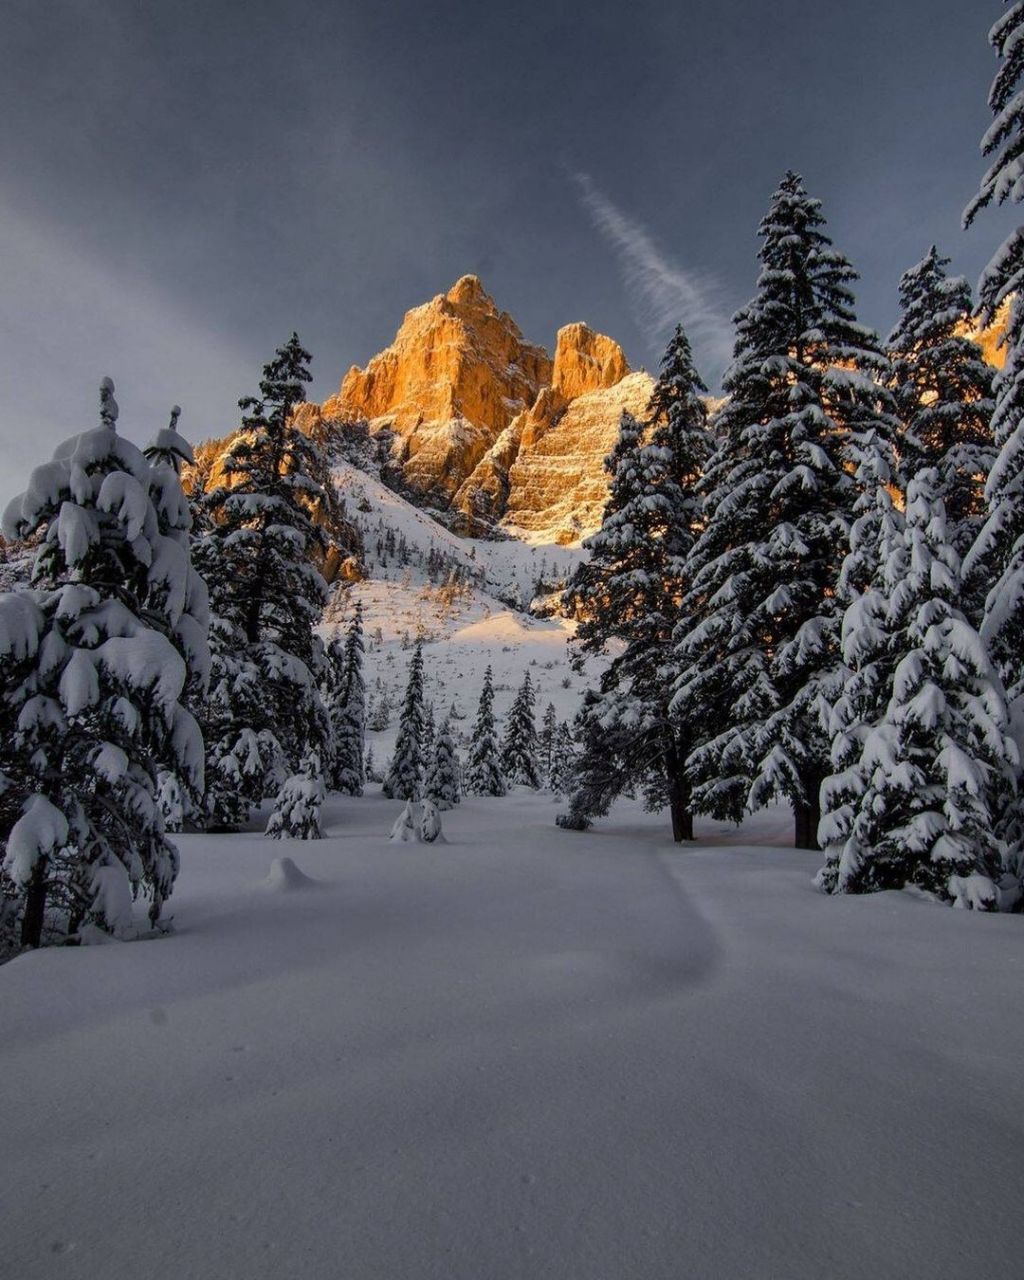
320, 275, 651, 540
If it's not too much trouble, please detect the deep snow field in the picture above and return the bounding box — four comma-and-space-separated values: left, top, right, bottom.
2, 790, 1021, 1280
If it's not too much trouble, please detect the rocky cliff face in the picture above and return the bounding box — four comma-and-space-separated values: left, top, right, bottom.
321, 276, 651, 541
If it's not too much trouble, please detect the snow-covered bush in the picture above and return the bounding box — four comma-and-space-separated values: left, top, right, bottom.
266, 753, 326, 840
389, 801, 418, 843
419, 798, 444, 843
156, 770, 185, 834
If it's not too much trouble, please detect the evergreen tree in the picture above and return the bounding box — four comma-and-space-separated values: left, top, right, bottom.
464, 666, 507, 796
421, 700, 436, 762
817, 470, 1017, 908
564, 326, 713, 839
0, 379, 206, 946
329, 603, 366, 796
425, 717, 461, 809
557, 690, 637, 830
673, 172, 896, 848
500, 671, 541, 787
548, 722, 578, 800
382, 641, 426, 801
265, 751, 326, 840
818, 434, 907, 870
539, 702, 558, 783
143, 404, 211, 827
197, 609, 283, 830
887, 246, 995, 561
199, 334, 329, 769
963, 3, 1024, 703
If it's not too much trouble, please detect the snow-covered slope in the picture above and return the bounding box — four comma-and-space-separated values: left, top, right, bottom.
333, 459, 584, 610
326, 461, 602, 750
2, 793, 1020, 1280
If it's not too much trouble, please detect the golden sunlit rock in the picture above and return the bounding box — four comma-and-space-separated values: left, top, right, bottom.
320, 276, 640, 539
961, 296, 1011, 369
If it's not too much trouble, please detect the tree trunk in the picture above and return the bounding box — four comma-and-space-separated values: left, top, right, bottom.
793, 788, 822, 851
665, 740, 695, 843
20, 861, 48, 949
669, 797, 694, 843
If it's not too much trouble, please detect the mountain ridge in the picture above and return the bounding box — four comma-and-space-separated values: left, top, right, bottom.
317, 275, 653, 541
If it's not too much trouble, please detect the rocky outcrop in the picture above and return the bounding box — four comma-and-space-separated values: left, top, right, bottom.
504, 372, 655, 543
323, 275, 552, 508
551, 322, 630, 400
319, 278, 640, 541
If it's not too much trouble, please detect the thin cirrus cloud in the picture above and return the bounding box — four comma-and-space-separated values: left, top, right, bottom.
573, 172, 735, 387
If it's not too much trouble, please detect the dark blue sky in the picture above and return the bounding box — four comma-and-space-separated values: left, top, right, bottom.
0, 0, 1016, 506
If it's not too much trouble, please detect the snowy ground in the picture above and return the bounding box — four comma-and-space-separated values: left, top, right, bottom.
2, 793, 1021, 1280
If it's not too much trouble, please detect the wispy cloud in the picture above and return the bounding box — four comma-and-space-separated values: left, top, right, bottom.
573, 172, 734, 385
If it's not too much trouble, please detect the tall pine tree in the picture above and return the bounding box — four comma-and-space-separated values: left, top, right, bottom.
464, 666, 506, 796
329, 603, 366, 796
382, 640, 426, 801
887, 246, 995, 562
673, 172, 896, 848
500, 671, 541, 788
564, 325, 712, 840
199, 334, 329, 772
817, 470, 1017, 909
963, 3, 1024, 704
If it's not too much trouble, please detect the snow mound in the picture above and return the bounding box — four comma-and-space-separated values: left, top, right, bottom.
262, 856, 320, 893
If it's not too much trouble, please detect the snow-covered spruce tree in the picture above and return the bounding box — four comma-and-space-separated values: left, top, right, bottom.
265, 751, 326, 840
143, 404, 211, 827
500, 671, 541, 787
564, 328, 712, 840
887, 246, 995, 562
328, 603, 366, 796
817, 469, 1017, 908
425, 717, 461, 809
817, 428, 907, 871
422, 700, 436, 762
672, 172, 897, 848
198, 334, 329, 772
963, 3, 1024, 705
0, 379, 206, 946
556, 689, 638, 830
548, 721, 578, 800
382, 640, 426, 801
539, 701, 558, 783
464, 666, 506, 796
